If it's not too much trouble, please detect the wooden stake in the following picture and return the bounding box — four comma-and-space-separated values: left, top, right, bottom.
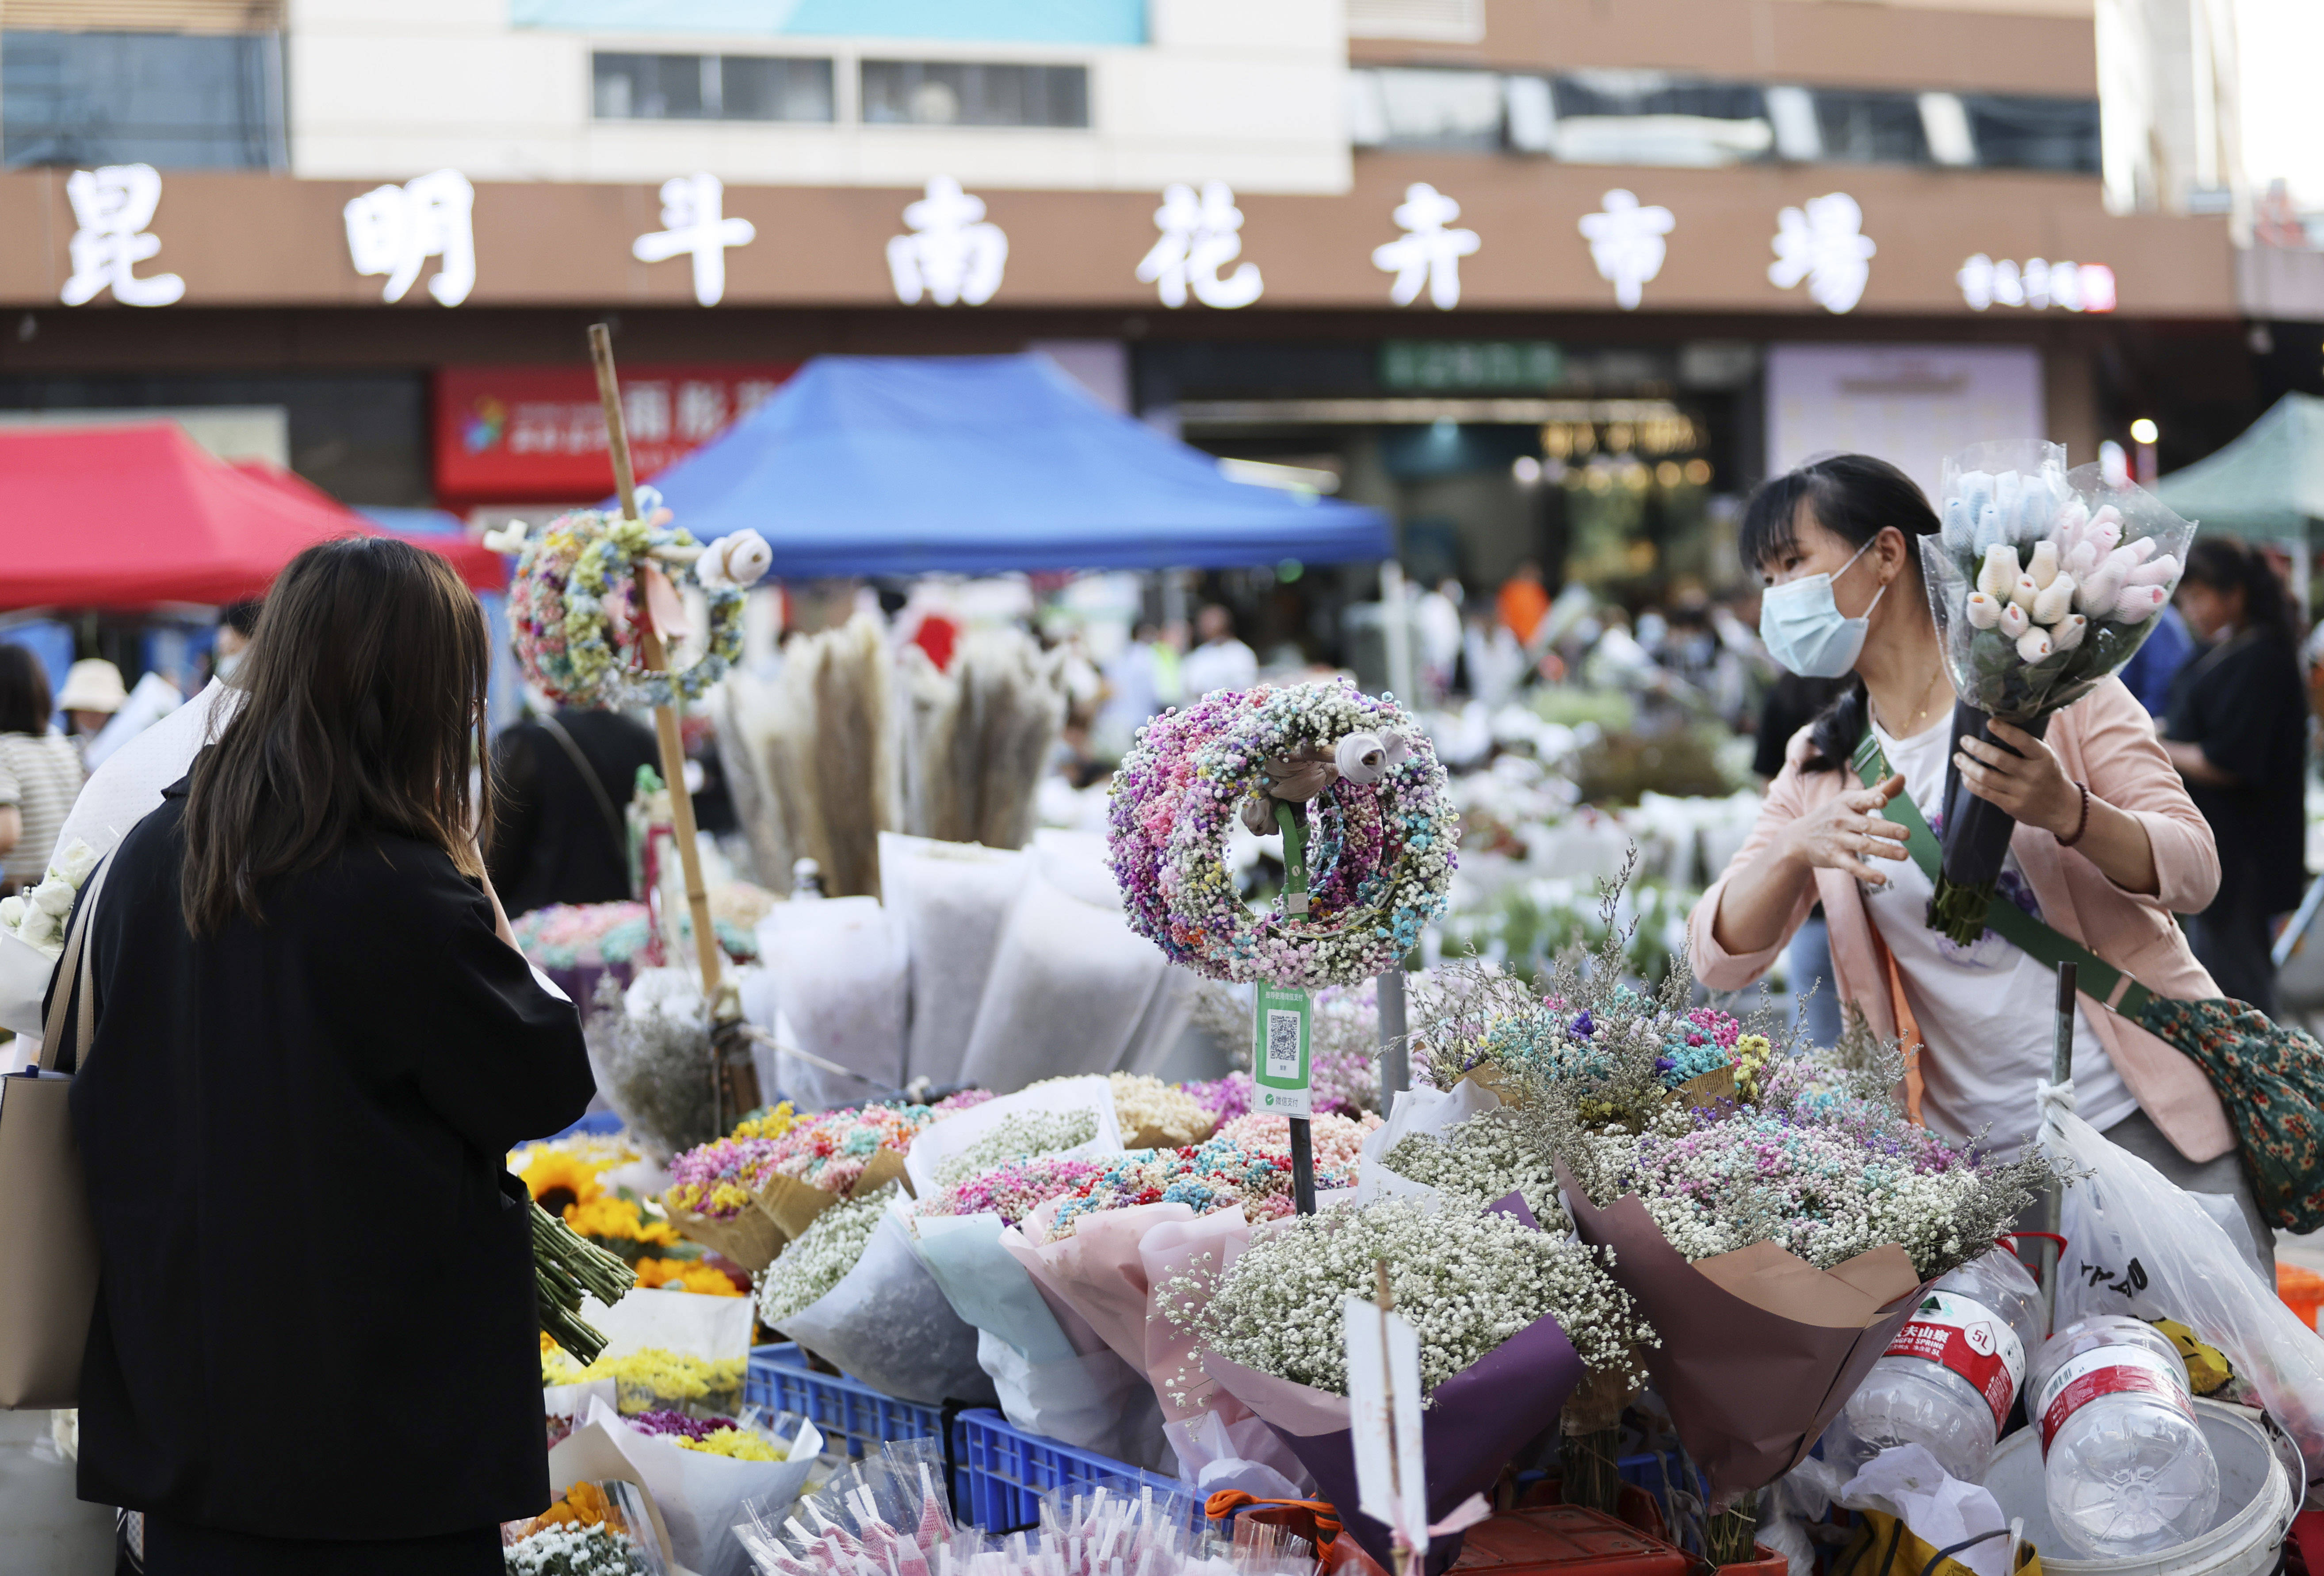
588, 322, 727, 1012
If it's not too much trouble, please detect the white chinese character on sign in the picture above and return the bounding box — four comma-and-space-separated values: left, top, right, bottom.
675, 381, 727, 442
632, 173, 756, 307
1579, 189, 1674, 311
1372, 183, 1479, 310
60, 164, 184, 306
1957, 254, 2116, 314
343, 168, 477, 306
887, 176, 1008, 306
1136, 181, 1263, 309
624, 383, 672, 444
1768, 192, 1876, 314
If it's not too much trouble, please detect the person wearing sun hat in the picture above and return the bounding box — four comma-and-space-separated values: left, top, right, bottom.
56, 657, 127, 747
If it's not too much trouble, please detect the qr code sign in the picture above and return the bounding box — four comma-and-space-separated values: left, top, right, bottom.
1265, 1008, 1303, 1080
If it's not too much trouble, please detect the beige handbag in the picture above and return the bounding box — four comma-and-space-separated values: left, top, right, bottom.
0, 856, 112, 1409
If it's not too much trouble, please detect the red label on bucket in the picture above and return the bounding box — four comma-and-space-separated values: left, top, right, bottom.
1881, 1291, 2025, 1431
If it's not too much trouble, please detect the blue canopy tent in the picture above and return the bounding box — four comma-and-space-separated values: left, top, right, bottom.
631, 354, 1392, 575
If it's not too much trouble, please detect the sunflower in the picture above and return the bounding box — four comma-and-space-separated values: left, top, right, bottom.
519, 1149, 606, 1217
563, 1195, 687, 1260
633, 1257, 746, 1296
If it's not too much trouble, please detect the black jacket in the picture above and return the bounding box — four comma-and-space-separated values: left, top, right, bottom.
488, 709, 660, 918
61, 783, 594, 1538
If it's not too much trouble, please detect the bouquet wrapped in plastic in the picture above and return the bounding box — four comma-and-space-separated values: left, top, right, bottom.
1920, 442, 2197, 943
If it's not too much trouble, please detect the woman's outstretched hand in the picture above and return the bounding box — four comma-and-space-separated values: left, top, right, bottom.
1783, 772, 1911, 886
1956, 720, 2080, 837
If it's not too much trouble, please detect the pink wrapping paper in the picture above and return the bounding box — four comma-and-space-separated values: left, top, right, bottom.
1137, 1207, 1257, 1424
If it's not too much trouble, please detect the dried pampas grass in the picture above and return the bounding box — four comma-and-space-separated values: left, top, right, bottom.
904, 628, 1067, 850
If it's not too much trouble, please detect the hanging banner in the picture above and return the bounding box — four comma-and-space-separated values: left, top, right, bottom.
434, 362, 797, 503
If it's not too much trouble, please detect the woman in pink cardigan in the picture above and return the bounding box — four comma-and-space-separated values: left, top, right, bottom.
1691, 455, 2268, 1267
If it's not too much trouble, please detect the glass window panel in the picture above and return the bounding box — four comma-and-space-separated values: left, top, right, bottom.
1962, 95, 2100, 173
720, 55, 834, 122
1811, 89, 1928, 163
860, 60, 1089, 127
3, 30, 283, 170
592, 52, 705, 120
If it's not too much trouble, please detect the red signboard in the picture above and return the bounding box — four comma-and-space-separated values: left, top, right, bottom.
434, 363, 798, 504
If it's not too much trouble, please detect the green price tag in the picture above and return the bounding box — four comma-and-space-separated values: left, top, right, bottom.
1253, 983, 1312, 1117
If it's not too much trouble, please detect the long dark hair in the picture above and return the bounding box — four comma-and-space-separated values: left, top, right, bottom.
1739, 454, 1942, 773
2181, 537, 2295, 646
0, 644, 52, 736
181, 537, 492, 933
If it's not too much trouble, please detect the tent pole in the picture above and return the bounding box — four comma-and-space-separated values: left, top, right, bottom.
588, 324, 731, 1025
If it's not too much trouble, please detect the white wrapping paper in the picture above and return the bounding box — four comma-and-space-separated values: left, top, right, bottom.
902, 1074, 1123, 1198
585, 1395, 825, 1576
772, 1198, 996, 1407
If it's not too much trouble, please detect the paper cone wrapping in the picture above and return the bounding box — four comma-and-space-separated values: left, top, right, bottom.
753, 1145, 911, 1240
1136, 1206, 1257, 1424
661, 1195, 786, 1273
1554, 1161, 1927, 1506
1002, 1197, 1196, 1372
1203, 1312, 1583, 1576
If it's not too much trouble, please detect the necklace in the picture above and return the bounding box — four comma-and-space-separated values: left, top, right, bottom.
1880, 662, 1949, 737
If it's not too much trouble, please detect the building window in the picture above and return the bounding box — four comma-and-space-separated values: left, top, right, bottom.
592, 52, 833, 122
1961, 95, 2102, 173
860, 60, 1089, 128
1812, 90, 1929, 164
1541, 70, 1772, 164
2, 30, 285, 169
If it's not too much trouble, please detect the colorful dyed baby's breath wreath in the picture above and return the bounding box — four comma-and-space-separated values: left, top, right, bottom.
501, 494, 756, 710
1107, 679, 1456, 987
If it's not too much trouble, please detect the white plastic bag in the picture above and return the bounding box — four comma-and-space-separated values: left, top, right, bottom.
957, 872, 1169, 1092
584, 1395, 824, 1576
757, 896, 908, 1108
878, 833, 1029, 1088
902, 1074, 1124, 1197
2046, 1104, 2324, 1475
773, 1197, 997, 1407
1839, 1445, 2011, 1576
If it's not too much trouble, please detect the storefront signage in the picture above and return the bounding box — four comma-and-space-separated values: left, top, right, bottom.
344, 168, 477, 306
887, 176, 1008, 306
633, 173, 756, 307
1372, 182, 1478, 309
1379, 340, 1563, 391
1580, 189, 1674, 310
2, 163, 2225, 318
435, 363, 797, 502
1957, 254, 2117, 313
1768, 191, 1876, 314
61, 164, 183, 307
1137, 180, 1263, 308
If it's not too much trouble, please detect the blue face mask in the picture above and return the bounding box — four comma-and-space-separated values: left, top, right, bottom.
1759, 538, 1884, 678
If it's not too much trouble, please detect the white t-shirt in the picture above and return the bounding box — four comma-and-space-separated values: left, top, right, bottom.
1862, 717, 2138, 1152
1181, 637, 1257, 698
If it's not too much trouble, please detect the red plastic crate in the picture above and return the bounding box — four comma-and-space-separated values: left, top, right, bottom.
1447, 1506, 1692, 1576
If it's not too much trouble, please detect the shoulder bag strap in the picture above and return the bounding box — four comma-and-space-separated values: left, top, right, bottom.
535, 713, 627, 858
38, 851, 116, 1075
1849, 731, 2156, 1019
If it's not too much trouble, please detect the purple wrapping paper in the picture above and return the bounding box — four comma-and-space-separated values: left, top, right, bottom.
1198, 1193, 1585, 1576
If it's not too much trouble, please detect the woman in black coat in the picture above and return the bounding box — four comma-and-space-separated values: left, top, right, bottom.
61, 538, 596, 1573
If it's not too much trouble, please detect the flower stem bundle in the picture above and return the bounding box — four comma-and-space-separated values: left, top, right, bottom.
534, 1200, 637, 1366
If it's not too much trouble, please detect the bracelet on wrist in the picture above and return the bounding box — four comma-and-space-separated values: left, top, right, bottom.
2056, 781, 2092, 848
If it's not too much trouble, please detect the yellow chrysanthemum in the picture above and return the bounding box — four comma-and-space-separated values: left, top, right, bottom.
676, 1427, 785, 1460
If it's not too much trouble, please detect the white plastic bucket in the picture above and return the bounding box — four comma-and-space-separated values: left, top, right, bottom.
1981, 1398, 2294, 1576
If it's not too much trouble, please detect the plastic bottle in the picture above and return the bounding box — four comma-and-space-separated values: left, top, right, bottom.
2027, 1315, 2219, 1557
1845, 1248, 2045, 1480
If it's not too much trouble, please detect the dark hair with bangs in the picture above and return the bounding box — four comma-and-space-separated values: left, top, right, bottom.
2180, 536, 2295, 646
0, 644, 53, 736
181, 536, 492, 933
1740, 454, 1940, 773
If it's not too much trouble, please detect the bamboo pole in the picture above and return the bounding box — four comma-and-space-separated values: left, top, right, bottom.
588, 323, 727, 1011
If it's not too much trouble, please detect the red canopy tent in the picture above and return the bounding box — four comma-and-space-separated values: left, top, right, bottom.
0, 422, 502, 610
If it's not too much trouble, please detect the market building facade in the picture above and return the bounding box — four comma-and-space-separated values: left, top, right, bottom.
0, 0, 2245, 615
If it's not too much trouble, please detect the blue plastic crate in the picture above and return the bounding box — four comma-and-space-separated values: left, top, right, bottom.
745, 1343, 946, 1460
949, 1407, 1182, 1533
